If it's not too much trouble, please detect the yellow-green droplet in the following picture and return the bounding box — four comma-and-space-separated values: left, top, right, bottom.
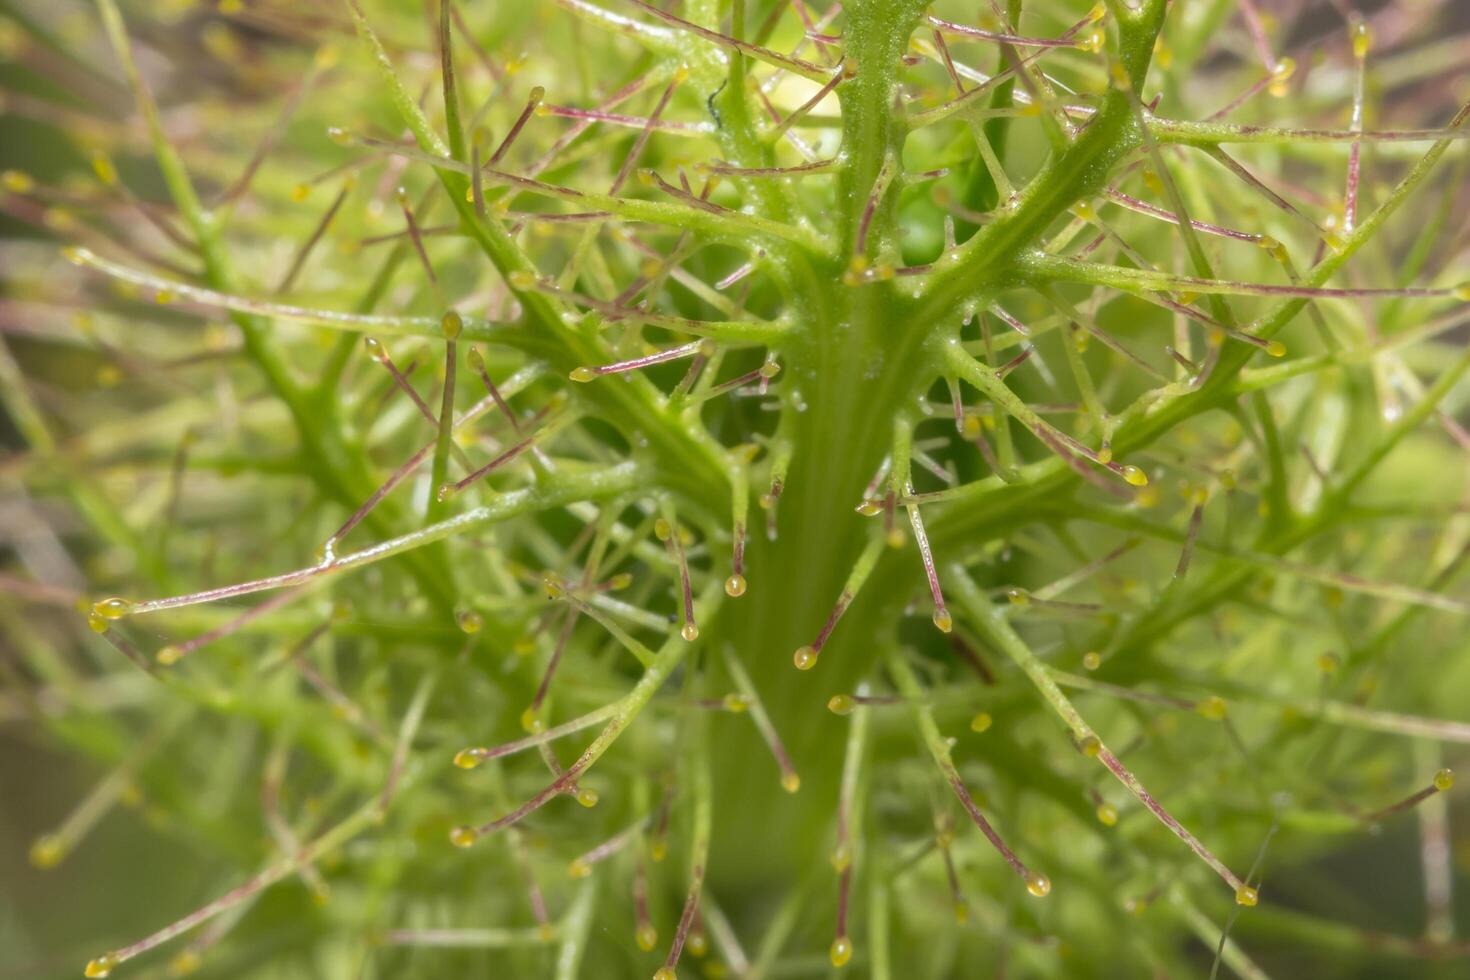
85, 954, 119, 978
457, 610, 483, 634
1082, 651, 1102, 671
653, 968, 677, 980
568, 858, 592, 878
724, 573, 747, 597
1196, 695, 1228, 721
723, 693, 749, 713
830, 841, 852, 872
828, 694, 855, 716
932, 609, 953, 633
1351, 20, 1372, 57
1264, 340, 1286, 358
1453, 283, 1470, 301
1235, 884, 1259, 907
449, 825, 478, 849
29, 834, 64, 869
687, 931, 708, 958
156, 646, 182, 666
636, 923, 658, 952
793, 645, 817, 671
1006, 588, 1030, 606
1079, 735, 1102, 758
92, 597, 133, 620
521, 707, 544, 734
1434, 768, 1454, 792
87, 611, 109, 634
441, 310, 463, 340
1121, 465, 1149, 487
680, 622, 699, 642
576, 787, 599, 808
1026, 872, 1052, 898
781, 771, 801, 794
453, 748, 484, 770
568, 366, 596, 383
1096, 803, 1118, 827
2, 169, 36, 193
970, 712, 992, 733
829, 935, 853, 968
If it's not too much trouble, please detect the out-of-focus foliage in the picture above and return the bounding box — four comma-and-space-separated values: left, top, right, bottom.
2, 1, 1470, 978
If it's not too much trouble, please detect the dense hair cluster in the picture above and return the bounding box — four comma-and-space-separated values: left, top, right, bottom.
3, 0, 1470, 977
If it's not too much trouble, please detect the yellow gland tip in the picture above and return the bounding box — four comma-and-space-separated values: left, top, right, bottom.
87, 611, 108, 634
29, 834, 64, 869
1025, 872, 1052, 898
680, 622, 700, 642
932, 609, 953, 633
1352, 20, 1372, 57
954, 901, 970, 924
1265, 340, 1287, 358
1453, 283, 1470, 301
156, 646, 182, 666
441, 310, 463, 339
1434, 768, 1454, 792
1079, 734, 1102, 758
456, 610, 483, 634
537, 923, 555, 942
723, 693, 750, 712
1096, 803, 1119, 827
781, 771, 801, 794
687, 933, 708, 958
2, 168, 36, 193
1235, 884, 1259, 907
1196, 695, 1229, 721
449, 825, 479, 849
724, 574, 747, 597
568, 366, 597, 383
855, 499, 882, 516
653, 969, 677, 980
1078, 27, 1105, 53
92, 597, 133, 620
568, 859, 592, 878
576, 787, 600, 808
520, 707, 544, 734
649, 839, 668, 862
89, 152, 118, 187
1006, 588, 1030, 606
290, 182, 310, 202
830, 841, 852, 872
453, 748, 484, 770
828, 694, 855, 716
1082, 651, 1102, 670
1121, 465, 1149, 487
970, 712, 992, 733
793, 646, 818, 671
85, 954, 119, 978
829, 935, 853, 968
635, 924, 658, 952
653, 518, 672, 541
